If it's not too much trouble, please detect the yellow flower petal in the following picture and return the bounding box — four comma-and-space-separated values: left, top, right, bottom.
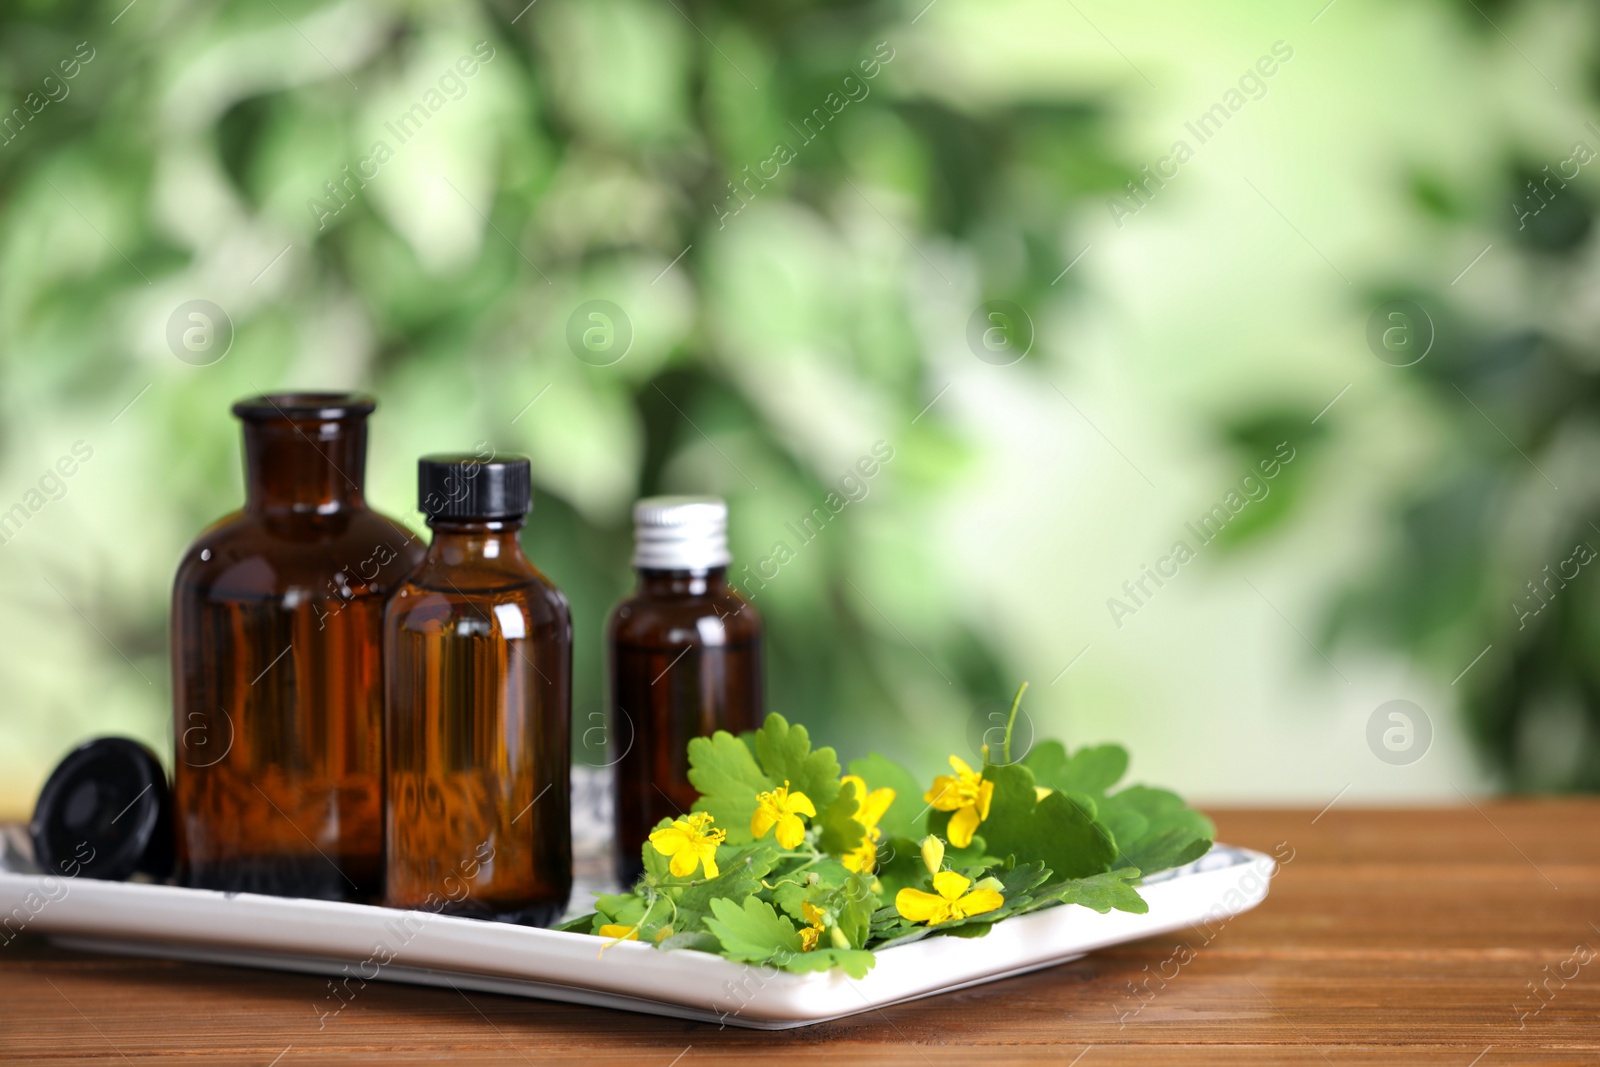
776, 813, 806, 849
753, 782, 814, 847
1035, 786, 1053, 801
920, 835, 945, 875
931, 870, 972, 901
842, 838, 877, 873
648, 826, 687, 856
649, 814, 724, 879
975, 778, 994, 821
947, 804, 980, 848
895, 887, 953, 924
949, 755, 975, 777
858, 786, 895, 828
956, 889, 1004, 918
596, 924, 638, 941
751, 806, 777, 839
799, 925, 821, 952
924, 774, 962, 811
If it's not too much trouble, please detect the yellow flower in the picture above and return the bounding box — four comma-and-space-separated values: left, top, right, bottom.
920, 835, 945, 875
798, 901, 827, 952
596, 923, 639, 942
839, 774, 895, 873
751, 781, 816, 849
924, 756, 994, 848
648, 812, 726, 879
895, 870, 1005, 926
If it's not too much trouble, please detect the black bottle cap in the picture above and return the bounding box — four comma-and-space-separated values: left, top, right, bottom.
232, 391, 376, 422
29, 738, 175, 882
418, 453, 532, 521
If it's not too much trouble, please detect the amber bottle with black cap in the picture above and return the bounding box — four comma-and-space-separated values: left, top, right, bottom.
384, 453, 572, 925
171, 393, 423, 900
609, 496, 764, 884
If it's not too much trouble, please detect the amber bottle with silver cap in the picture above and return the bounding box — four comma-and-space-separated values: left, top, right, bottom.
607, 495, 763, 883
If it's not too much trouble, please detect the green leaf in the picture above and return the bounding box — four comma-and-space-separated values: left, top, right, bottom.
942, 834, 996, 869
846, 752, 927, 841
1025, 743, 1212, 878
754, 713, 843, 812
778, 947, 875, 978
771, 878, 811, 923
815, 777, 866, 857
873, 834, 928, 899
688, 730, 773, 844
1047, 867, 1150, 915
769, 864, 879, 950
1122, 827, 1213, 873
1099, 786, 1214, 875
704, 896, 802, 963
1025, 741, 1130, 796
977, 763, 1118, 880
672, 844, 782, 932
639, 817, 678, 883
869, 923, 935, 950
554, 912, 597, 933
1097, 800, 1149, 857
1021, 740, 1069, 787
587, 892, 674, 940
594, 892, 646, 924
768, 858, 852, 922
656, 930, 721, 953
835, 869, 879, 949
995, 859, 1053, 898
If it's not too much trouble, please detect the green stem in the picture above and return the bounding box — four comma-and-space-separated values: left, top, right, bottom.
784, 854, 825, 878
1002, 681, 1029, 765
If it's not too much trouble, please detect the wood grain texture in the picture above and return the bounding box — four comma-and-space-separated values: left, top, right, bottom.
2, 803, 1597, 1065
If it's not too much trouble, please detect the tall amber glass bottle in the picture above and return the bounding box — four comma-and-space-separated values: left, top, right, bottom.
385, 454, 572, 925
171, 393, 424, 900
609, 497, 764, 884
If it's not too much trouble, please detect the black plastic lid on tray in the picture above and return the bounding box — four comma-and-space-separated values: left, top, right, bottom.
29, 737, 174, 882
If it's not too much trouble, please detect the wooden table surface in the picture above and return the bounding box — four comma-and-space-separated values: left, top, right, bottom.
3, 803, 1597, 1065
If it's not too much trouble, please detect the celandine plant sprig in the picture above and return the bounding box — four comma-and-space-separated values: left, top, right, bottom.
558, 685, 1216, 977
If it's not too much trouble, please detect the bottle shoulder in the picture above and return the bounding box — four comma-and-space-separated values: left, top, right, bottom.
174, 507, 424, 601
386, 578, 571, 638
395, 549, 566, 607
400, 555, 567, 598
608, 589, 761, 647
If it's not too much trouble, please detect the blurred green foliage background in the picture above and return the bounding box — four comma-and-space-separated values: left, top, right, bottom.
2, 0, 1595, 814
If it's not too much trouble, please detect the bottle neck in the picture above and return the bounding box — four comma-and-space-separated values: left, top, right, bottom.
636, 566, 729, 597
242, 419, 367, 515
425, 518, 530, 566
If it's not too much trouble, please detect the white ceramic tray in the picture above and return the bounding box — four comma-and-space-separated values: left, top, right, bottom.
0, 832, 1272, 1030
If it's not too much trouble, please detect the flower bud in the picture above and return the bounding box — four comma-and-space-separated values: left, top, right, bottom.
974, 876, 1003, 893
920, 835, 945, 875
830, 926, 852, 950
